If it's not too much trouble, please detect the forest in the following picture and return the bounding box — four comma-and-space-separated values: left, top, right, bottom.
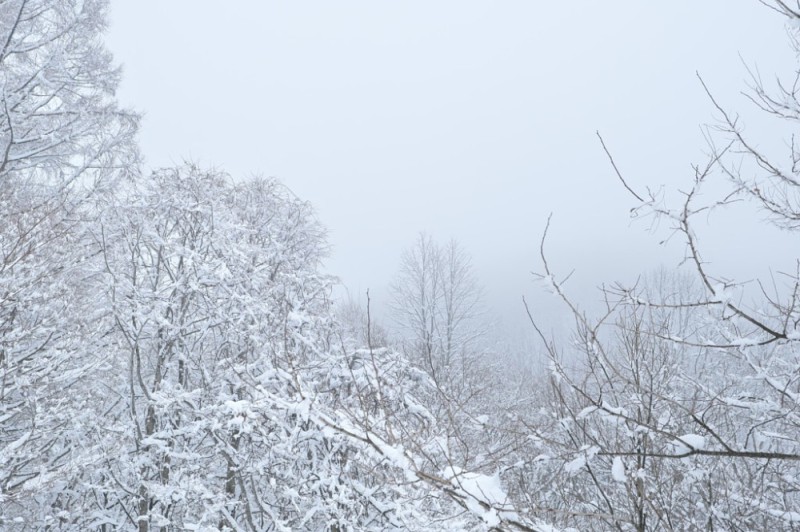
4, 0, 800, 530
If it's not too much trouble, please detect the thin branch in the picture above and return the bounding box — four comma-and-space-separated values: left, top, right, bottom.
597, 131, 645, 202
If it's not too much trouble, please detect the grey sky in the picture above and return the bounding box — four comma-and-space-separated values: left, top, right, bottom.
106, 2, 794, 338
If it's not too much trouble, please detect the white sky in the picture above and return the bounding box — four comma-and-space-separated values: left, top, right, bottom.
106, 2, 795, 342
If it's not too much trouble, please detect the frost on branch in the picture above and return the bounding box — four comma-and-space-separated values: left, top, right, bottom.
0, 0, 138, 524
36, 165, 483, 531
525, 3, 800, 528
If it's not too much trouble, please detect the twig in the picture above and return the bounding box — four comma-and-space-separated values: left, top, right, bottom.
597, 131, 645, 202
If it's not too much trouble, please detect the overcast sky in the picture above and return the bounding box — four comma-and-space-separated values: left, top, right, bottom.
106, 2, 795, 342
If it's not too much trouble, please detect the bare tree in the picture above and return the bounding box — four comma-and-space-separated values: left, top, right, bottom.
519, 2, 800, 530
391, 234, 487, 398
336, 292, 390, 349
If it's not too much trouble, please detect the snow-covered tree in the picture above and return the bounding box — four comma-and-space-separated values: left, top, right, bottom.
0, 0, 138, 525
63, 165, 491, 531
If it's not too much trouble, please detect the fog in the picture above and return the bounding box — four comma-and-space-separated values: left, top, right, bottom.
106, 1, 795, 348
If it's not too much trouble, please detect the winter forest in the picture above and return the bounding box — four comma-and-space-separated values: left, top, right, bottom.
4, 0, 800, 530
